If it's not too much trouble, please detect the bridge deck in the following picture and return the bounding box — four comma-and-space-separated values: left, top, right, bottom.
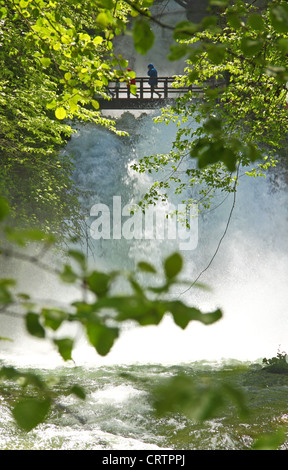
97, 76, 203, 109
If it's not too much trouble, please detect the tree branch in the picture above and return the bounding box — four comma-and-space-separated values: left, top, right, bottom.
179, 163, 240, 295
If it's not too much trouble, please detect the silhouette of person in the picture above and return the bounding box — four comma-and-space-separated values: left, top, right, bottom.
147, 64, 161, 98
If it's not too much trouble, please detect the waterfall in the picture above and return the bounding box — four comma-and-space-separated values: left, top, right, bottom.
65, 110, 288, 366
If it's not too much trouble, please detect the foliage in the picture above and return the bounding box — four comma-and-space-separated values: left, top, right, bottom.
2, 0, 287, 228
0, 365, 86, 431
263, 349, 288, 374
0, 197, 222, 431
132, 0, 286, 217
252, 428, 287, 450
0, 0, 148, 237
152, 371, 249, 422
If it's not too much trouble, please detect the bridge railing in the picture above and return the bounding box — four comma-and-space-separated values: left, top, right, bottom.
106, 76, 202, 99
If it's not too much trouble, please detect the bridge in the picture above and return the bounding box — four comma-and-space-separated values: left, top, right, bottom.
97, 76, 203, 110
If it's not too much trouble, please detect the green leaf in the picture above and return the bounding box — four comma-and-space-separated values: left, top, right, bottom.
68, 249, 86, 270
203, 117, 222, 133
222, 383, 249, 420
206, 44, 226, 65
269, 5, 288, 33
0, 287, 12, 305
4, 227, 55, 246
252, 428, 286, 450
95, 0, 114, 8
173, 20, 198, 40
133, 19, 154, 54
167, 302, 222, 329
119, 58, 128, 68
137, 261, 157, 273
0, 366, 21, 380
201, 15, 218, 31
86, 271, 111, 297
0, 7, 8, 19
227, 13, 242, 30
40, 57, 51, 68
190, 138, 238, 172
60, 265, 78, 283
0, 278, 16, 288
12, 398, 51, 431
168, 44, 189, 61
86, 323, 119, 356
209, 0, 229, 4
113, 296, 165, 325
164, 253, 183, 279
55, 107, 67, 120
91, 99, 100, 110
22, 229, 53, 243
153, 373, 247, 422
96, 12, 110, 28
209, 0, 229, 6
244, 142, 262, 162
240, 37, 263, 57
46, 99, 57, 110
69, 385, 86, 400
0, 279, 15, 305
277, 38, 288, 55
152, 374, 223, 420
187, 70, 199, 82
20, 0, 29, 7
0, 367, 44, 389
0, 197, 9, 221
25, 313, 45, 338
129, 277, 145, 296
142, 0, 154, 6
130, 84, 138, 96
247, 13, 265, 32
53, 338, 73, 361
93, 36, 104, 46
64, 72, 72, 81
42, 308, 67, 331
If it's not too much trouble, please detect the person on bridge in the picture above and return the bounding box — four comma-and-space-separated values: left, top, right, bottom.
147, 64, 161, 98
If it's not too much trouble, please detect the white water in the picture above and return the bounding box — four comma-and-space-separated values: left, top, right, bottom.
62, 111, 288, 367
2, 111, 287, 369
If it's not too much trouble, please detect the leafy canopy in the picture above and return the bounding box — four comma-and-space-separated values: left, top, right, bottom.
0, 0, 150, 235
132, 0, 287, 217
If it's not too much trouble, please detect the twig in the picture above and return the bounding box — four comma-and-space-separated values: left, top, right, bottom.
179, 163, 240, 296
1, 247, 61, 276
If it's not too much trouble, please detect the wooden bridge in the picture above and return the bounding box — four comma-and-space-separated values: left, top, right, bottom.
97, 76, 203, 110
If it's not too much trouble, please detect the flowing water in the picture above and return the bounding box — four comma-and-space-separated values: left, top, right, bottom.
1, 111, 288, 450
0, 361, 288, 450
